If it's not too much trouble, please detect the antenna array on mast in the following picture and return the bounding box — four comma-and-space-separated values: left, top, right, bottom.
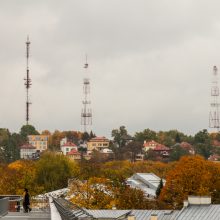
81, 55, 92, 132
24, 36, 32, 125
209, 66, 220, 131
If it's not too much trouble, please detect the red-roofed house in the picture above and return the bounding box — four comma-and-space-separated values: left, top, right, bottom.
67, 149, 81, 160
87, 136, 110, 151
143, 140, 161, 152
61, 142, 78, 155
67, 149, 91, 161
153, 144, 171, 156
180, 142, 195, 155
20, 144, 37, 159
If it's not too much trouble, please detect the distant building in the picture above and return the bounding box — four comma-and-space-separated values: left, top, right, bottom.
61, 142, 78, 156
143, 140, 161, 152
126, 173, 165, 198
67, 149, 91, 161
153, 145, 170, 157
67, 149, 81, 160
180, 142, 195, 155
20, 143, 37, 159
208, 154, 220, 162
75, 196, 215, 220
28, 135, 49, 152
143, 140, 170, 156
87, 136, 110, 151
60, 137, 68, 147
135, 153, 144, 161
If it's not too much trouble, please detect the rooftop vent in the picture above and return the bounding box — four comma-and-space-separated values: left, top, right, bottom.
188, 196, 211, 205
128, 215, 136, 220
150, 214, 158, 220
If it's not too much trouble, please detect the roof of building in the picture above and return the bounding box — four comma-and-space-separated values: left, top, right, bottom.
143, 140, 160, 147
20, 144, 36, 149
180, 142, 193, 150
85, 210, 131, 219
153, 145, 170, 151
67, 149, 80, 155
127, 173, 164, 197
176, 204, 220, 220
83, 204, 220, 220
62, 142, 77, 147
83, 209, 179, 220
89, 137, 109, 142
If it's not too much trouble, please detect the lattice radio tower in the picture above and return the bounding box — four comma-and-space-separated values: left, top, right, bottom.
81, 55, 92, 132
209, 65, 220, 131
24, 36, 32, 125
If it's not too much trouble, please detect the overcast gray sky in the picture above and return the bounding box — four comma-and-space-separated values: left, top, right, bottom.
0, 0, 219, 137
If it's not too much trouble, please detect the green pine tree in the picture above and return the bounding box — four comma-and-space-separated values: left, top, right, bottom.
156, 179, 163, 198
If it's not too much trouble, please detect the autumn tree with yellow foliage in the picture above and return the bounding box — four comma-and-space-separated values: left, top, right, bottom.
69, 176, 157, 209
0, 160, 43, 195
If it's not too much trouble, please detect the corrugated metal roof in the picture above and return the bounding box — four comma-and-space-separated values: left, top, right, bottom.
177, 205, 220, 220
85, 210, 131, 218
84, 209, 179, 220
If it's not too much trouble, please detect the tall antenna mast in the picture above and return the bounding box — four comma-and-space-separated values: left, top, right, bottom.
24, 36, 32, 125
81, 55, 92, 132
209, 65, 220, 131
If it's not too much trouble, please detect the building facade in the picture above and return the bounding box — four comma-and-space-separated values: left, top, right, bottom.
87, 136, 110, 151
143, 140, 161, 152
20, 144, 37, 159
61, 142, 78, 155
28, 135, 49, 152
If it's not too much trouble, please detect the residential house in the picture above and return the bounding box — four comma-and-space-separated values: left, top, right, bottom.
143, 140, 161, 152
20, 144, 37, 159
135, 153, 144, 161
180, 142, 195, 155
67, 149, 81, 160
153, 145, 170, 157
67, 149, 91, 161
61, 142, 78, 156
28, 135, 49, 152
87, 136, 110, 152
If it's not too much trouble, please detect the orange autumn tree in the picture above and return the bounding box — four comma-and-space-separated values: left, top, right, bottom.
160, 155, 220, 209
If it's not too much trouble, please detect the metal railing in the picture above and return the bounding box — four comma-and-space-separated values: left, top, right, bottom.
0, 195, 22, 212
53, 197, 92, 220
0, 195, 50, 213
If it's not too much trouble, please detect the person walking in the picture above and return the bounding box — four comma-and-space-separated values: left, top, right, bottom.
23, 188, 31, 213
